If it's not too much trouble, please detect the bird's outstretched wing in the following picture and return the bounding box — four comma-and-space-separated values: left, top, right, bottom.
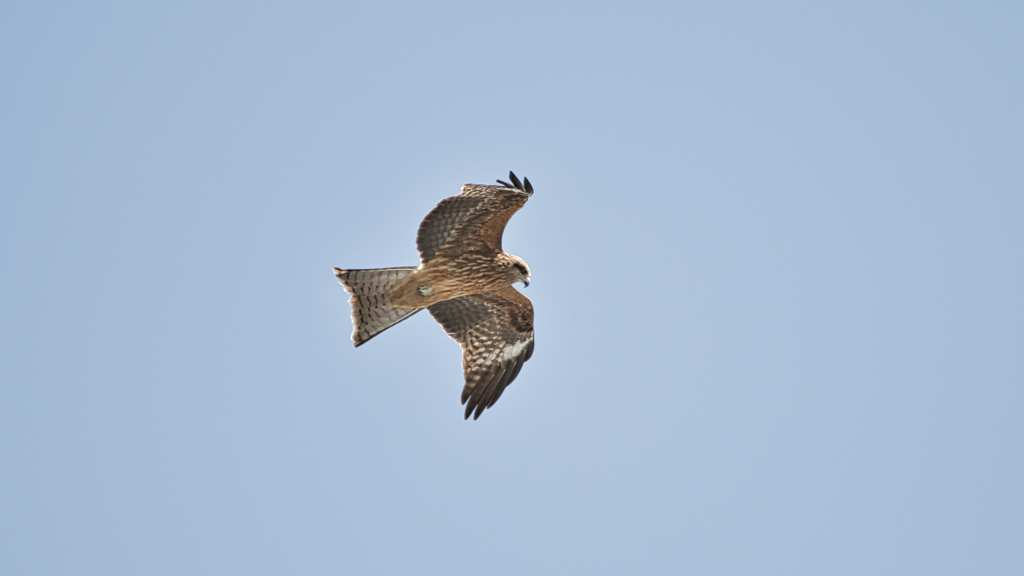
416, 171, 533, 263
427, 286, 534, 420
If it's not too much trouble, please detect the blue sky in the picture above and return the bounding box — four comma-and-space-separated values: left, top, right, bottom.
2, 1, 1022, 574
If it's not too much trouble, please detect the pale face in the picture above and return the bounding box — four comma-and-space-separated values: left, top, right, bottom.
507, 256, 531, 287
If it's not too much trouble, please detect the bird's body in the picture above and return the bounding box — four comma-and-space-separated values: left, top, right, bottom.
333, 172, 535, 420
387, 251, 526, 307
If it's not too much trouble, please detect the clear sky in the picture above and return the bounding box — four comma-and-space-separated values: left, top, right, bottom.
2, 1, 1022, 574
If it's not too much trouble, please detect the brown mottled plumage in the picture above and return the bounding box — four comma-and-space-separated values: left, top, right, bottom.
333, 172, 535, 420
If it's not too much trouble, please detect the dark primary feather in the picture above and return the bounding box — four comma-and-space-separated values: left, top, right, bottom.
496, 171, 533, 195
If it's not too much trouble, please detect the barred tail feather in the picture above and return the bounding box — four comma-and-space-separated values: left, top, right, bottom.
333, 267, 421, 346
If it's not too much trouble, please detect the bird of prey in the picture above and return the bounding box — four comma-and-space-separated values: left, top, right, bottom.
333, 172, 535, 420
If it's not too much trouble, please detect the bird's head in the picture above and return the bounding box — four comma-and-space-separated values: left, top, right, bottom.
507, 255, 531, 288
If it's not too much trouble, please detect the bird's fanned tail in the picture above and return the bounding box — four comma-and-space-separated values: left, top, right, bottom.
333, 267, 421, 346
